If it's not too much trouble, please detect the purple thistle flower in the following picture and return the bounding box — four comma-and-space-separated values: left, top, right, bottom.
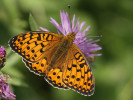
0, 46, 6, 69
0, 46, 6, 57
39, 11, 102, 61
0, 75, 16, 100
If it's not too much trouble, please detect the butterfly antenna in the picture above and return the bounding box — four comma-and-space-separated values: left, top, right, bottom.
68, 5, 72, 32
79, 31, 103, 38
87, 33, 102, 38
68, 5, 71, 20
75, 34, 102, 45
76, 33, 102, 39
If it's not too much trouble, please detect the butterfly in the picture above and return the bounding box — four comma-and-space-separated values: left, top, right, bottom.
9, 31, 95, 96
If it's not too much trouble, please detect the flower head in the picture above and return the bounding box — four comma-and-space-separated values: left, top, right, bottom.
0, 46, 6, 57
0, 46, 6, 69
0, 74, 16, 100
40, 11, 102, 61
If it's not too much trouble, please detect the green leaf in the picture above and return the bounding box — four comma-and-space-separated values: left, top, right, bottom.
29, 13, 39, 31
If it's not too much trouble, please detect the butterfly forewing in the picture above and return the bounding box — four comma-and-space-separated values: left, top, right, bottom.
62, 43, 95, 96
9, 31, 62, 62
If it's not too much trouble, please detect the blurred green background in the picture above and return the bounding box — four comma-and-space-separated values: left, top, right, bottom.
0, 0, 133, 100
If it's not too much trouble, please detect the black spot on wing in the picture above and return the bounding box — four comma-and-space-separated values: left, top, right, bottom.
22, 59, 45, 76
46, 34, 50, 41
37, 33, 41, 40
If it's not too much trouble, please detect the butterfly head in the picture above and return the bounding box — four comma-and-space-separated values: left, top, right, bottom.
67, 32, 76, 40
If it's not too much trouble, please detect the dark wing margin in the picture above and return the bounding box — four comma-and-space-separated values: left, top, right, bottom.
22, 57, 48, 76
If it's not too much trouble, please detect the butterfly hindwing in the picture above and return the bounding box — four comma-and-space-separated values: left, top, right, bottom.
23, 59, 69, 89
45, 68, 69, 89
62, 44, 95, 96
23, 57, 48, 76
9, 31, 62, 62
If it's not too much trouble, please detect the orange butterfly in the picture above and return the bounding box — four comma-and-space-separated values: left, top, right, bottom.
9, 31, 95, 96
